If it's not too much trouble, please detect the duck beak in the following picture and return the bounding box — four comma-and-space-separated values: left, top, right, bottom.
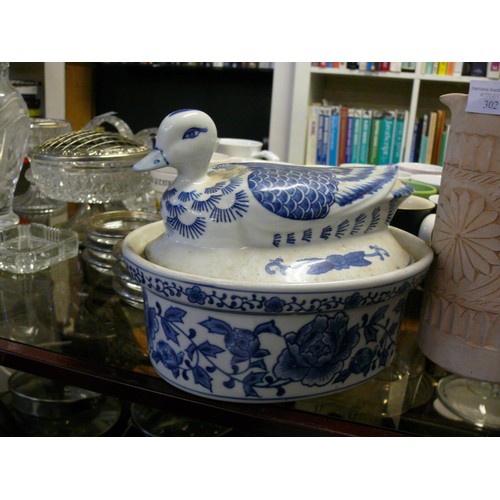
133, 147, 169, 172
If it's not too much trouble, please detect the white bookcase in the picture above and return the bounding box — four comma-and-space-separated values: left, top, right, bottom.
269, 62, 489, 165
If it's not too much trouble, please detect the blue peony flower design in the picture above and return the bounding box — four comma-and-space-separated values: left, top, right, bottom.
200, 317, 276, 365
273, 312, 360, 386
152, 340, 184, 378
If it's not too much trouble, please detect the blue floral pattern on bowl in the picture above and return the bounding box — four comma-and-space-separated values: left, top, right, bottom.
123, 224, 433, 402
143, 294, 405, 401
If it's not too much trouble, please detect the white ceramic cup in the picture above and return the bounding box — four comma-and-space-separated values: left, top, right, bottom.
216, 138, 279, 161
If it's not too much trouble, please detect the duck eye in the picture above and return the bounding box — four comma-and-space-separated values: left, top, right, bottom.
183, 127, 208, 140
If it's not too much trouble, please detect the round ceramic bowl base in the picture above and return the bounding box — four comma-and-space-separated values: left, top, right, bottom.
123, 223, 433, 403
143, 292, 404, 403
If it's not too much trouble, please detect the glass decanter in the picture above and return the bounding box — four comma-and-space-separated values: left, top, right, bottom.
0, 62, 30, 229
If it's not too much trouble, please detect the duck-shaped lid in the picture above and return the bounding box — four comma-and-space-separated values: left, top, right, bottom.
134, 109, 413, 283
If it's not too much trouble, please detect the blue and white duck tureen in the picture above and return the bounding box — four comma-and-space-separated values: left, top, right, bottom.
122, 109, 433, 402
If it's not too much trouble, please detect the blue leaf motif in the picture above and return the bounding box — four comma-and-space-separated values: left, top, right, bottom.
250, 359, 267, 371
192, 365, 213, 392
364, 325, 378, 343
160, 317, 180, 345
378, 348, 390, 368
200, 317, 233, 336
243, 372, 267, 385
164, 306, 187, 323
186, 343, 197, 360
370, 305, 389, 326
254, 320, 281, 336
334, 369, 351, 383
242, 371, 267, 398
252, 349, 271, 359
244, 384, 259, 398
198, 340, 225, 358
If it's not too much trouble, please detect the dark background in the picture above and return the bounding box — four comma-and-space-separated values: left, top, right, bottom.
94, 63, 274, 145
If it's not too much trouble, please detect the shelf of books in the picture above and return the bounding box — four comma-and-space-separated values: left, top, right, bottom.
306, 103, 449, 167
311, 62, 500, 80
286, 62, 498, 166
306, 104, 409, 166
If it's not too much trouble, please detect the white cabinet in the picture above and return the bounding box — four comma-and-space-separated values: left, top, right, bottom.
272, 62, 484, 164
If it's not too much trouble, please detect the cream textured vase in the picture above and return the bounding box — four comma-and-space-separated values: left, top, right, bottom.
418, 93, 500, 382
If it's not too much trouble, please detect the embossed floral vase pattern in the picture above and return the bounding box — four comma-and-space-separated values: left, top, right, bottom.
419, 93, 500, 382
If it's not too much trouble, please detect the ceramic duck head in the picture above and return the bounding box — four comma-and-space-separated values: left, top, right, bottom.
133, 109, 414, 283
134, 109, 218, 185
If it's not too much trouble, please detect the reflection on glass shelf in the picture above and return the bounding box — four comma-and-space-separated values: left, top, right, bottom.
295, 357, 434, 428
437, 375, 500, 431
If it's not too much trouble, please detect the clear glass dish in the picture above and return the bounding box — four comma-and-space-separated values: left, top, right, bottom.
0, 222, 79, 274
437, 375, 500, 430
30, 130, 151, 203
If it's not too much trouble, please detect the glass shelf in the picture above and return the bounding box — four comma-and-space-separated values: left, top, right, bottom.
0, 255, 498, 437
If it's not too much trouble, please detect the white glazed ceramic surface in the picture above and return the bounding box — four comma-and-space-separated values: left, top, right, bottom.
126, 109, 434, 402
133, 110, 415, 283
396, 162, 443, 175
216, 137, 279, 161
123, 221, 433, 402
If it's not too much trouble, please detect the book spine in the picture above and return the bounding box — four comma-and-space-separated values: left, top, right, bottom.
377, 110, 395, 164
368, 112, 382, 165
453, 62, 463, 76
344, 109, 355, 163
337, 106, 349, 165
390, 110, 406, 163
487, 62, 500, 78
418, 114, 429, 163
350, 109, 362, 163
328, 106, 340, 166
470, 62, 487, 77
315, 109, 325, 164
401, 62, 416, 72
425, 111, 437, 164
437, 62, 447, 75
432, 109, 446, 165
462, 62, 472, 76
409, 120, 421, 162
358, 110, 372, 164
306, 104, 320, 165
